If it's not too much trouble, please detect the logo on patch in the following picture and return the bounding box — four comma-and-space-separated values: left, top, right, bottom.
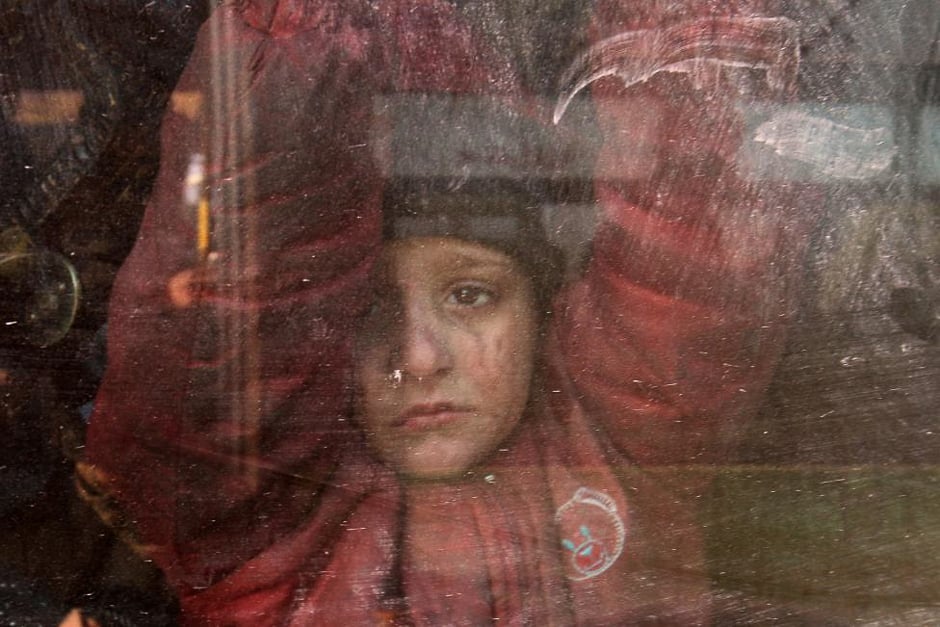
556, 487, 626, 580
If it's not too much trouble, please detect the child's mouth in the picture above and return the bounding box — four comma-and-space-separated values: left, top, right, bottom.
395, 402, 473, 432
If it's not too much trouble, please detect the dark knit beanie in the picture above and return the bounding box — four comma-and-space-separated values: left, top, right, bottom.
379, 95, 568, 311
383, 177, 564, 310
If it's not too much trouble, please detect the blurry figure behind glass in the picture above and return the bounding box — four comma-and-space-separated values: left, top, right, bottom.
83, 0, 812, 623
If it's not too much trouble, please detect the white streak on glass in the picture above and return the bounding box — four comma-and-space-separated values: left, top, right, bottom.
752, 110, 896, 180
554, 17, 800, 124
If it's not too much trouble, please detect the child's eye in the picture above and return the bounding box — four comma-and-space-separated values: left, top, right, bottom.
447, 284, 496, 307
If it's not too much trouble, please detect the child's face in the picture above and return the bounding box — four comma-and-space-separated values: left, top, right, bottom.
356, 237, 538, 480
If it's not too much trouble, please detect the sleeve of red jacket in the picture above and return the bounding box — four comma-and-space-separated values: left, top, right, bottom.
83, 0, 508, 599
83, 0, 388, 590
555, 2, 814, 466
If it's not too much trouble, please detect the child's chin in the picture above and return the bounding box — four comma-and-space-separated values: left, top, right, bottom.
394, 453, 480, 484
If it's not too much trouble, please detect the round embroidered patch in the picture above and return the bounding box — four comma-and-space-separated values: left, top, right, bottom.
556, 487, 626, 580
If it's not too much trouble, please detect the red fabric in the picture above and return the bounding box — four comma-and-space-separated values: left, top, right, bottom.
86, 0, 812, 623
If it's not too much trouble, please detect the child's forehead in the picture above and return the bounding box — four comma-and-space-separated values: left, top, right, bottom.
384, 236, 521, 276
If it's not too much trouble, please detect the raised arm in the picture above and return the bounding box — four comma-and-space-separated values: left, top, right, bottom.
555, 8, 814, 466
82, 0, 387, 592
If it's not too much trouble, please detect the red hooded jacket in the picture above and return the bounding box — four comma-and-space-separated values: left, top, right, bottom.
84, 0, 809, 623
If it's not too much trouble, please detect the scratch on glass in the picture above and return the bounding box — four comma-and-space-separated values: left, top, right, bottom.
554, 17, 800, 124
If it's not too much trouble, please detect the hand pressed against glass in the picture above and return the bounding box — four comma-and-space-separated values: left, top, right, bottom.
356, 237, 539, 480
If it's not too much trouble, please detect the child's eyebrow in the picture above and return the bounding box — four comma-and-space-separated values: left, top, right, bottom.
444, 251, 516, 273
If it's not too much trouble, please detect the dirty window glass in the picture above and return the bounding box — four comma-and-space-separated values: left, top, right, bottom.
2, 1, 938, 624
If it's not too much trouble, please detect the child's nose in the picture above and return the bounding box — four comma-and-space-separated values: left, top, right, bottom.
397, 302, 452, 380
